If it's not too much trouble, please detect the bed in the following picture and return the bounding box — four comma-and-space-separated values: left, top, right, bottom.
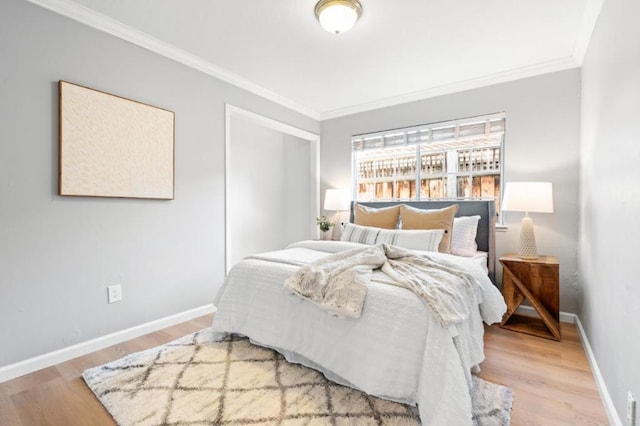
211, 200, 506, 425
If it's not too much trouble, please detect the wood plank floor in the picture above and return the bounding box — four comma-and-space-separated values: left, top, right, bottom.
0, 315, 608, 425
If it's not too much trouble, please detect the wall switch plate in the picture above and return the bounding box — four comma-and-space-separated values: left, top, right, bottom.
107, 285, 122, 304
628, 392, 637, 426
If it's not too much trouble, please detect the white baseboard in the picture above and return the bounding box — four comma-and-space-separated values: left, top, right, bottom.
574, 316, 622, 426
514, 304, 576, 324
514, 306, 621, 424
0, 304, 216, 384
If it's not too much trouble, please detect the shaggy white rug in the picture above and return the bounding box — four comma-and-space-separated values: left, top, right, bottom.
83, 329, 513, 425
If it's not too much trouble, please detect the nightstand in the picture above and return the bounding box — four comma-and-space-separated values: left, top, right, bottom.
499, 254, 560, 341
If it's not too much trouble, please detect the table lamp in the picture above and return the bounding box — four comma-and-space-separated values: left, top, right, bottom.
323, 188, 351, 230
502, 182, 554, 259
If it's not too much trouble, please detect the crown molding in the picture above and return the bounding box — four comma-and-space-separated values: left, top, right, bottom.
25, 0, 322, 121
319, 56, 580, 120
27, 0, 593, 123
572, 0, 605, 65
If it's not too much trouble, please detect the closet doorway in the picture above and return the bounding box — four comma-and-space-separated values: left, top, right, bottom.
225, 105, 320, 273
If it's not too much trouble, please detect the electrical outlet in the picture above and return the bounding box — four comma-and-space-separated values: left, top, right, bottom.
628, 392, 637, 426
107, 285, 122, 304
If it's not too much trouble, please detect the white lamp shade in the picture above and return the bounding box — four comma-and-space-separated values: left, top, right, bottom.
324, 189, 351, 211
315, 0, 362, 34
502, 182, 554, 213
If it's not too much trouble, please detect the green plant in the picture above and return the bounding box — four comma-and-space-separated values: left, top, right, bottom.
315, 215, 334, 232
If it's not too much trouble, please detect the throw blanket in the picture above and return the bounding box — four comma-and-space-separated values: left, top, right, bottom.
284, 244, 477, 327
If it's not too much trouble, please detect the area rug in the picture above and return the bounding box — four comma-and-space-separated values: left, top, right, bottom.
83, 329, 513, 425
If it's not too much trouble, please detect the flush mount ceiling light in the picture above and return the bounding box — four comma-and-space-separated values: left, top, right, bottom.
314, 0, 363, 34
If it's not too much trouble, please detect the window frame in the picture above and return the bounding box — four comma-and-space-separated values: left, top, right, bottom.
351, 112, 506, 222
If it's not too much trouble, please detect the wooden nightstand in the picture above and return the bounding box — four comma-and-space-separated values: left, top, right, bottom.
499, 254, 560, 341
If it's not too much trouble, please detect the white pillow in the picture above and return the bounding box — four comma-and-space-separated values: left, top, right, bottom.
341, 223, 379, 245
341, 223, 444, 252
450, 215, 480, 257
376, 228, 444, 252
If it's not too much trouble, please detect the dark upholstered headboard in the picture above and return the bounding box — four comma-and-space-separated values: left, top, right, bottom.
349, 200, 496, 283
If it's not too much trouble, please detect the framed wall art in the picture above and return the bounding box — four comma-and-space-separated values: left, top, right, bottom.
58, 81, 175, 199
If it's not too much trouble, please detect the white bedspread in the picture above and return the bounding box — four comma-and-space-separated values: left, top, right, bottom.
211, 240, 506, 425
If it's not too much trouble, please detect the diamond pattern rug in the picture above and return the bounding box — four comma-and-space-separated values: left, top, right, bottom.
83, 328, 512, 425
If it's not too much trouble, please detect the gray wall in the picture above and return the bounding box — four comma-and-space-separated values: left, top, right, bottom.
0, 0, 318, 368
580, 0, 640, 423
282, 135, 312, 247
321, 69, 582, 312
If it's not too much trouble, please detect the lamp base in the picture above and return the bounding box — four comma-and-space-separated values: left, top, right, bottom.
335, 211, 347, 237
518, 215, 539, 259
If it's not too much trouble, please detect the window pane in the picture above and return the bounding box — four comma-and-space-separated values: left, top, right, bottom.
421, 178, 446, 199
420, 151, 446, 175
457, 176, 471, 198
354, 145, 417, 201
395, 180, 416, 199
375, 182, 394, 200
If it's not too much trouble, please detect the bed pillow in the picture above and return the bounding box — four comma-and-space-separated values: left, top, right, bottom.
341, 223, 444, 252
375, 228, 444, 252
399, 204, 458, 253
353, 204, 400, 229
451, 215, 481, 257
340, 223, 380, 245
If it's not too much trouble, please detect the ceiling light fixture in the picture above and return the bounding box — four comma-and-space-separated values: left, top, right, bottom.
314, 0, 363, 34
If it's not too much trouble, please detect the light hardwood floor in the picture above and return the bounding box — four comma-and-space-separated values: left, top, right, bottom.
0, 315, 608, 425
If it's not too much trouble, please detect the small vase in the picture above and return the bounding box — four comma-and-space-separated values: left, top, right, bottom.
321, 230, 332, 240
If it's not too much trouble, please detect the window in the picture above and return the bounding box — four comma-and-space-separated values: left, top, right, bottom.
352, 112, 505, 215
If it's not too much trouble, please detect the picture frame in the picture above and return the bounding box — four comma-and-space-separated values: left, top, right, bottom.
58, 81, 175, 200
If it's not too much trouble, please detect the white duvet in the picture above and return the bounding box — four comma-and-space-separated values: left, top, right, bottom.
211, 240, 506, 425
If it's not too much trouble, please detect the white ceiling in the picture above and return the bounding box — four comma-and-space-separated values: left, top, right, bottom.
38, 0, 602, 120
